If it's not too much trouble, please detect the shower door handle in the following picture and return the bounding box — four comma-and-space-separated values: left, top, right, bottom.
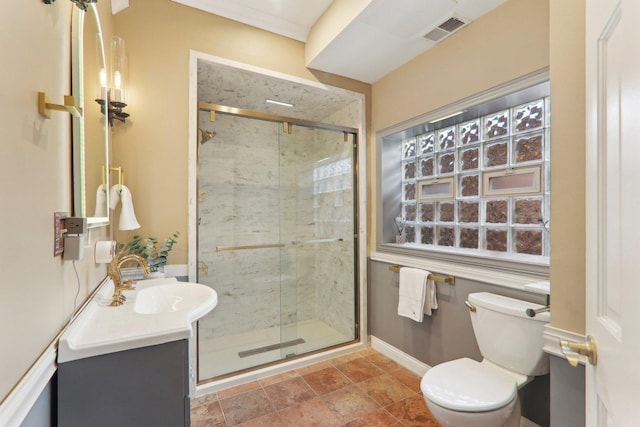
291, 238, 344, 245
216, 243, 285, 252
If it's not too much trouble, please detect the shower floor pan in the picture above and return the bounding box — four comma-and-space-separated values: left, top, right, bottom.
198, 319, 350, 380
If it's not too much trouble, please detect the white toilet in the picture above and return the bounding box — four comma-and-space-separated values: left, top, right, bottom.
420, 292, 550, 427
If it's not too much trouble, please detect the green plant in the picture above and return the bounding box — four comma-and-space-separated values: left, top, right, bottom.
118, 232, 180, 272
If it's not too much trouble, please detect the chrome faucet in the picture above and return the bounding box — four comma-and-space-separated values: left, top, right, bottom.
108, 253, 150, 307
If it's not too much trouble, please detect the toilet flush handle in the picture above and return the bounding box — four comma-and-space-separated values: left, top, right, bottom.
464, 301, 476, 312
526, 306, 550, 317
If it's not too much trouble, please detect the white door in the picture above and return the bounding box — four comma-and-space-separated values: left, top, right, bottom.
586, 0, 640, 424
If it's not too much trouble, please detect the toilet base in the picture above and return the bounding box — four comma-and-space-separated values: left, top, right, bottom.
424, 395, 520, 427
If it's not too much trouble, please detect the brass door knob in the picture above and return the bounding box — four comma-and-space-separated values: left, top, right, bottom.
560, 335, 598, 367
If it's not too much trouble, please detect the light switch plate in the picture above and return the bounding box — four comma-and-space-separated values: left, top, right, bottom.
54, 212, 67, 257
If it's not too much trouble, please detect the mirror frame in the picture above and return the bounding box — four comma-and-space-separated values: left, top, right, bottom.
71, 3, 110, 227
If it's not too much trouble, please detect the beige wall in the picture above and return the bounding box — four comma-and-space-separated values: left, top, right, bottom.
549, 0, 586, 334
0, 1, 111, 402
111, 0, 370, 264
371, 0, 549, 248
371, 0, 586, 334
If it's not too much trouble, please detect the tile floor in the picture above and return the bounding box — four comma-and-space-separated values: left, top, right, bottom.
191, 348, 442, 427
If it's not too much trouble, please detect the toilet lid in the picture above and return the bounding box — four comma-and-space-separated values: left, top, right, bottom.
422, 358, 517, 412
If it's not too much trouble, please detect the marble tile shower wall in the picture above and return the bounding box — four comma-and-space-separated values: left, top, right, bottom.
280, 126, 355, 338
278, 127, 316, 327
309, 135, 355, 339
198, 113, 283, 339
197, 106, 356, 343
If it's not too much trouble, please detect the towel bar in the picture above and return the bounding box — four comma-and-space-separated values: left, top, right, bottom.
388, 265, 455, 284
102, 166, 124, 190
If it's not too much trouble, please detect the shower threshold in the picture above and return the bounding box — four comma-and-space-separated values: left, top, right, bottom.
198, 319, 353, 380
238, 338, 306, 358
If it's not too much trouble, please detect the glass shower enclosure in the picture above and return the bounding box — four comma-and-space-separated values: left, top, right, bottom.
196, 103, 358, 381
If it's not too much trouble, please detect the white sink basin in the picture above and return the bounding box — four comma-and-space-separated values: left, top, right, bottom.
134, 283, 213, 315
58, 277, 218, 363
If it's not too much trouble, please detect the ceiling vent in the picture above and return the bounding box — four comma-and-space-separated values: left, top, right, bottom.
423, 16, 467, 42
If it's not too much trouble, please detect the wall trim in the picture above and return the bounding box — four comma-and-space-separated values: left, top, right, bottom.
370, 336, 430, 376
543, 325, 586, 365
370, 251, 546, 291
0, 345, 56, 427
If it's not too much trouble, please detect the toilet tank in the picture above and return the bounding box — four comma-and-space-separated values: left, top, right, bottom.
468, 292, 550, 376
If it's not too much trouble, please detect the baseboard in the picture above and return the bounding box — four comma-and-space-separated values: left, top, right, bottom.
0, 345, 56, 427
370, 336, 430, 376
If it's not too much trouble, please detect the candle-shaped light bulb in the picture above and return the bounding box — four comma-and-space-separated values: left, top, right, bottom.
110, 36, 127, 104
114, 71, 122, 90
99, 68, 108, 100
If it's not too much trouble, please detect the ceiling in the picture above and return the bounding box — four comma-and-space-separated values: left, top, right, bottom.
171, 0, 334, 42
172, 0, 506, 83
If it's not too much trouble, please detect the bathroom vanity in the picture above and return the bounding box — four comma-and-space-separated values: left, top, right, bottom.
57, 277, 217, 427
58, 339, 189, 426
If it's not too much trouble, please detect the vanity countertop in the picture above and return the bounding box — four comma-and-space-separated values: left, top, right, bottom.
58, 277, 217, 363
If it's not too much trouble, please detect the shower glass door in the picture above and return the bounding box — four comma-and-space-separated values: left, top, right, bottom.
196, 105, 358, 381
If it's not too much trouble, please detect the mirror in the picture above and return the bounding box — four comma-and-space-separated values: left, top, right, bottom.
71, 3, 109, 227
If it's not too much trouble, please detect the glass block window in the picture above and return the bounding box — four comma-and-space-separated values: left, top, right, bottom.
398, 97, 550, 257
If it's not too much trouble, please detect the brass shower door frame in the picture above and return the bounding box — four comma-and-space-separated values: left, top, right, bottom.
195, 101, 361, 383
198, 101, 359, 135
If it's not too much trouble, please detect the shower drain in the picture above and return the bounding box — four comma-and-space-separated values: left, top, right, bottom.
238, 338, 306, 358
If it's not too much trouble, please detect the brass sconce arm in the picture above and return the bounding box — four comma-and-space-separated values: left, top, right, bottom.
38, 92, 82, 119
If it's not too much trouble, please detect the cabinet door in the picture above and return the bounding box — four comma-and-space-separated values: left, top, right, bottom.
58, 340, 189, 427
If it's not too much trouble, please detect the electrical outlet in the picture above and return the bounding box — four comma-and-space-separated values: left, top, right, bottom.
54, 212, 67, 257
65, 217, 87, 235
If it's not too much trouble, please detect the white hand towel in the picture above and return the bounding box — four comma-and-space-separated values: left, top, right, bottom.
109, 185, 121, 210
94, 184, 107, 217
423, 277, 438, 316
118, 185, 141, 230
397, 267, 429, 322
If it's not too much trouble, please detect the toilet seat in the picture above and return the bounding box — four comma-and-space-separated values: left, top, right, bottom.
421, 358, 517, 412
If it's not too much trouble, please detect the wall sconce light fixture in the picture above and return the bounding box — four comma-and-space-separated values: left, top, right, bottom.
95, 36, 130, 127
43, 1, 130, 127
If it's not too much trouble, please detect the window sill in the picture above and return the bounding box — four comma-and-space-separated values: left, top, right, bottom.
371, 244, 549, 291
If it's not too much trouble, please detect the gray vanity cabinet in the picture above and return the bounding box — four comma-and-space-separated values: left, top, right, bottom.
58, 339, 190, 427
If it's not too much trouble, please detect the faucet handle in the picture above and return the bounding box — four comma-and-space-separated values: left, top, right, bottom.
120, 279, 136, 291
109, 293, 126, 306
